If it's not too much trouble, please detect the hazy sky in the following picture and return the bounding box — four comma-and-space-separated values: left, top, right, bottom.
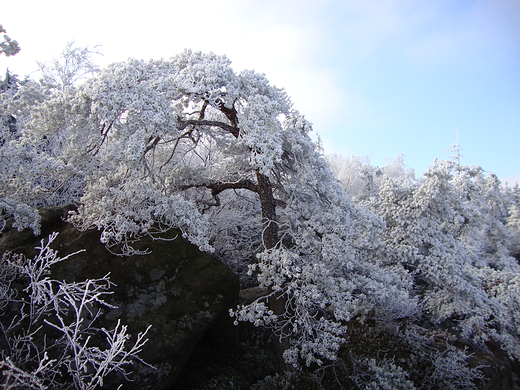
2, 0, 519, 183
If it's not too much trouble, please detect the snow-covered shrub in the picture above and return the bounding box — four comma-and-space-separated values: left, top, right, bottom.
349, 357, 417, 390
0, 233, 151, 389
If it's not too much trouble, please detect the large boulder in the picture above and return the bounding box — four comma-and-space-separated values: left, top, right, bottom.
0, 206, 240, 389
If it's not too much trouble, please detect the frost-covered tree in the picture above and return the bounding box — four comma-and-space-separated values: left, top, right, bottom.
375, 161, 493, 329
449, 165, 520, 360
0, 25, 20, 57
1, 50, 416, 368
1, 23, 24, 146
0, 39, 92, 234
0, 74, 72, 233
1, 71, 21, 145
36, 41, 102, 90
504, 183, 520, 256
327, 154, 415, 204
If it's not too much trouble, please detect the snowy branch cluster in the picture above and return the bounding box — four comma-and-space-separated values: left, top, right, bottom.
0, 25, 20, 57
0, 233, 150, 389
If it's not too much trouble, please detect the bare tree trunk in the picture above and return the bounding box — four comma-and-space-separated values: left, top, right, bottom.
256, 171, 278, 250
256, 170, 294, 372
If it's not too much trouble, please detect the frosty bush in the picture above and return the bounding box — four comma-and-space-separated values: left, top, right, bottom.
0, 233, 151, 389
349, 358, 416, 390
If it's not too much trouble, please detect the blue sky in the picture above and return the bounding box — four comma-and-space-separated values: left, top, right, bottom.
2, 0, 519, 183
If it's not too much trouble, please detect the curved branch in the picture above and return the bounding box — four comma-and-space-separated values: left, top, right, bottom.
180, 179, 259, 194
177, 119, 239, 138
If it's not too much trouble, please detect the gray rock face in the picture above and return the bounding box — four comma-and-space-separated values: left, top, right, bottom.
0, 206, 240, 389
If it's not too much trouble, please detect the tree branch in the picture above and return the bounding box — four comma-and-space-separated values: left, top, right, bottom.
180, 179, 259, 194
177, 119, 239, 138
219, 104, 239, 131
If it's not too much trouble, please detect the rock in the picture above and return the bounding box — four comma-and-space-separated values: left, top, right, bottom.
0, 206, 240, 389
468, 338, 520, 390
239, 285, 269, 304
